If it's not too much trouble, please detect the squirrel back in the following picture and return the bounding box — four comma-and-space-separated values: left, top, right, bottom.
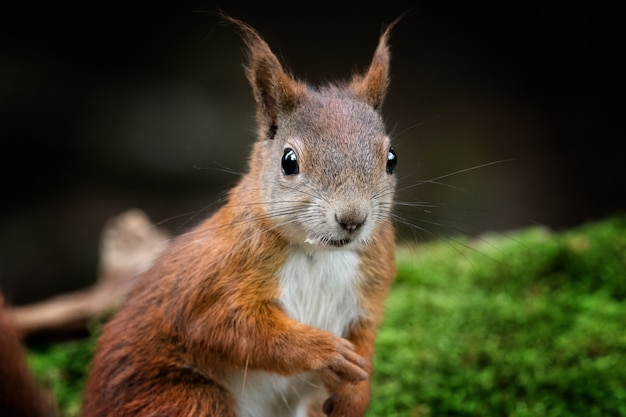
81, 17, 400, 417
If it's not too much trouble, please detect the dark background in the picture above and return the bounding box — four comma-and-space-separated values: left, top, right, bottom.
1, 1, 624, 304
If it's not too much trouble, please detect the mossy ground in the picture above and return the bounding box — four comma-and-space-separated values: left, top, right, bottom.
27, 214, 626, 416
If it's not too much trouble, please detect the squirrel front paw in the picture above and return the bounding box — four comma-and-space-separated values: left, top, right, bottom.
324, 337, 368, 384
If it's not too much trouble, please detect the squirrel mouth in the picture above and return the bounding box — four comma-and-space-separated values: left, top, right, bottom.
327, 238, 351, 248
304, 237, 352, 248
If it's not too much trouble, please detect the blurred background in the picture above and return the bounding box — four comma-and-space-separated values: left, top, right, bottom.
1, 0, 624, 304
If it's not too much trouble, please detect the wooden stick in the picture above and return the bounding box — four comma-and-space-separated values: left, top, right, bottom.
10, 209, 170, 336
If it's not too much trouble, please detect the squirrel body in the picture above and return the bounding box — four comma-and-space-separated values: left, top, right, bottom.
80, 17, 399, 417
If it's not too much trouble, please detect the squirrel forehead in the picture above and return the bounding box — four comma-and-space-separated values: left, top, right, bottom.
273, 91, 390, 183
278, 88, 387, 146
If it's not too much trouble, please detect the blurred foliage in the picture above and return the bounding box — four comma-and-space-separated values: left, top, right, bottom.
26, 213, 626, 417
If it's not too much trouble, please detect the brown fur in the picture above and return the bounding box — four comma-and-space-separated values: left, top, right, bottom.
82, 17, 398, 417
0, 295, 55, 417
349, 21, 397, 110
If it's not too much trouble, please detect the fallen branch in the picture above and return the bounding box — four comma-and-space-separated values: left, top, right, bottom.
10, 209, 170, 336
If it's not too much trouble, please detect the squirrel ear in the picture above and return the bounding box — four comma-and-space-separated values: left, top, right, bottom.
350, 20, 398, 110
223, 16, 304, 139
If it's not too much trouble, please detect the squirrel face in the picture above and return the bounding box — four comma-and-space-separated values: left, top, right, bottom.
229, 17, 398, 250
257, 88, 396, 249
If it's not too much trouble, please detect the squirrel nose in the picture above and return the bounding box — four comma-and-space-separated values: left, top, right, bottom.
335, 213, 367, 233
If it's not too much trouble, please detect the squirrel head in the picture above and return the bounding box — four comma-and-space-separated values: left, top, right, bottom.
227, 17, 399, 250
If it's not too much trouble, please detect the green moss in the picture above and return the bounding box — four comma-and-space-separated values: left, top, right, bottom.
369, 213, 626, 416
26, 213, 626, 417
27, 337, 94, 417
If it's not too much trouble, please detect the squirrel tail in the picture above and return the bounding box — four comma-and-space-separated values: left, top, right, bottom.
0, 294, 56, 417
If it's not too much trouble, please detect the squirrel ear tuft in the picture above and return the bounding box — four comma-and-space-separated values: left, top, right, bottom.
350, 18, 399, 110
222, 16, 304, 139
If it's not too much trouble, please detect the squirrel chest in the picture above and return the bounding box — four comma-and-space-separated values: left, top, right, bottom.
278, 246, 362, 335
226, 246, 363, 417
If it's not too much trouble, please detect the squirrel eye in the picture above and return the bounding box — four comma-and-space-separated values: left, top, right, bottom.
281, 148, 299, 175
386, 147, 397, 174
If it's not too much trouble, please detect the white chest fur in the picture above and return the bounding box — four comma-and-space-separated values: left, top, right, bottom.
227, 247, 363, 417
278, 247, 363, 335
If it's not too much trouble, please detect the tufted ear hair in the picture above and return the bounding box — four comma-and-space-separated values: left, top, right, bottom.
349, 18, 400, 111
223, 16, 305, 140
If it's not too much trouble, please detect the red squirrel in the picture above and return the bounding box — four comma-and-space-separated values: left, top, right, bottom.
81, 17, 399, 417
